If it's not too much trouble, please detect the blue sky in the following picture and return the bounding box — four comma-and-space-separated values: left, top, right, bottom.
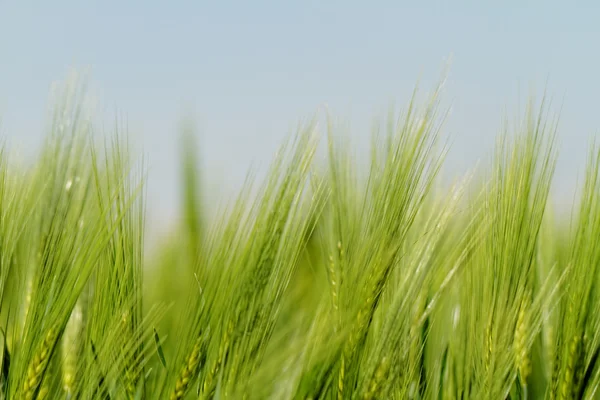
1, 2, 599, 230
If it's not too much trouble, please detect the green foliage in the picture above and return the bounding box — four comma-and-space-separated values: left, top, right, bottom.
1, 76, 600, 400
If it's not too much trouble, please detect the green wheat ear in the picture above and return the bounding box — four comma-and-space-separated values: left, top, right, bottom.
20, 325, 59, 400
170, 335, 205, 400
62, 303, 83, 395
514, 291, 532, 389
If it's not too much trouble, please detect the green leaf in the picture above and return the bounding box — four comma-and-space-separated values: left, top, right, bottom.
153, 328, 167, 369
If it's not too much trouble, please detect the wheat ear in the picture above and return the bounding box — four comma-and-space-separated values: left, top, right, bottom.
170, 335, 204, 400
20, 325, 59, 400
514, 292, 531, 386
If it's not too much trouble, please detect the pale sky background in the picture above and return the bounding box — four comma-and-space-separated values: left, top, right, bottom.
1, 2, 599, 235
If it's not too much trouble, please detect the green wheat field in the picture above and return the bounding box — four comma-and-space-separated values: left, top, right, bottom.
1, 76, 600, 400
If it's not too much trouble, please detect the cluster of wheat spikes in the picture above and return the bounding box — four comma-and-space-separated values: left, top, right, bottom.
1, 76, 600, 400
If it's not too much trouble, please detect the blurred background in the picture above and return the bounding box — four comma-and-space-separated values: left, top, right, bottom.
1, 1, 598, 240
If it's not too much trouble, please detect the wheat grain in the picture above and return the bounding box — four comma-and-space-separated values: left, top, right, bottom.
484, 317, 493, 373
550, 336, 561, 400
202, 320, 233, 397
572, 333, 588, 399
36, 385, 49, 400
328, 254, 339, 314
363, 356, 390, 400
62, 303, 82, 395
20, 325, 58, 400
560, 333, 582, 400
170, 335, 204, 400
515, 293, 531, 385
337, 356, 345, 400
